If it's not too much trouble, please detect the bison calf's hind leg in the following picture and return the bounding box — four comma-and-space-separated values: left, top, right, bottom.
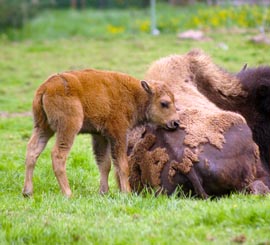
23, 128, 53, 197
92, 135, 111, 194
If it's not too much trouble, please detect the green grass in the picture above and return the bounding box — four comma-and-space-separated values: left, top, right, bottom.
1, 5, 270, 245
1, 116, 270, 244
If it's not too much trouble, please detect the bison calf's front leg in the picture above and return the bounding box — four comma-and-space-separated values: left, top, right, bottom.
111, 138, 131, 193
92, 135, 111, 194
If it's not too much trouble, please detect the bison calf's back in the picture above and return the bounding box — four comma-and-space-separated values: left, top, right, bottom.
22, 69, 179, 197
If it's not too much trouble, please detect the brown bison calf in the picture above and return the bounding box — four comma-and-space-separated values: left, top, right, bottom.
22, 69, 179, 197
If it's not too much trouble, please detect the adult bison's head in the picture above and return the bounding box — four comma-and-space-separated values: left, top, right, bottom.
141, 80, 180, 130
237, 66, 270, 115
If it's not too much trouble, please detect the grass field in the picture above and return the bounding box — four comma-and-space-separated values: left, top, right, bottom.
1, 4, 270, 244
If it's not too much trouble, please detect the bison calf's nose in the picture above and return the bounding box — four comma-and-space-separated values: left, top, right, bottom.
172, 120, 180, 128
167, 120, 180, 130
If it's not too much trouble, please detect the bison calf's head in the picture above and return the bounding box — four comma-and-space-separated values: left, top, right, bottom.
141, 80, 179, 130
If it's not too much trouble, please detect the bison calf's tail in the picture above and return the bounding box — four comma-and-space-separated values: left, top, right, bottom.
32, 86, 49, 130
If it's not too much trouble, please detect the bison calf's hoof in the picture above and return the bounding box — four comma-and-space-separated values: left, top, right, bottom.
99, 185, 109, 195
22, 191, 33, 198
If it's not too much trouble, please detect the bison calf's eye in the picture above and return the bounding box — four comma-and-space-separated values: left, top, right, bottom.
160, 101, 169, 108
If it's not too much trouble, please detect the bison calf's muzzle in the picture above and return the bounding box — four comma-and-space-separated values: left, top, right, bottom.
166, 119, 180, 130
22, 69, 178, 197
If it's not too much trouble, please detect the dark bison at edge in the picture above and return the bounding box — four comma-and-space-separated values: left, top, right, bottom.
236, 66, 270, 171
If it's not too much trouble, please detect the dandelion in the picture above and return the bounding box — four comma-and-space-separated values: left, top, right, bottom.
191, 17, 201, 28
139, 20, 150, 33
210, 16, 220, 27
106, 24, 125, 35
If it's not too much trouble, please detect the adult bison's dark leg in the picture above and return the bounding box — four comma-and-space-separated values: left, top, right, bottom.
186, 168, 208, 199
247, 180, 270, 195
92, 134, 111, 194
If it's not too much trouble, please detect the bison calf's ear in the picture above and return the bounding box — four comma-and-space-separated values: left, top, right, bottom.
141, 80, 153, 95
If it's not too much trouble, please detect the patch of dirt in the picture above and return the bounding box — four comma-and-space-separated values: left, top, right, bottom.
0, 111, 32, 118
206, 234, 215, 241
231, 234, 246, 243
250, 33, 270, 45
177, 30, 211, 41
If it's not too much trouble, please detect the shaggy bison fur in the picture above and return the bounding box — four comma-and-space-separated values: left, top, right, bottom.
127, 51, 270, 197
183, 50, 270, 172
22, 69, 179, 197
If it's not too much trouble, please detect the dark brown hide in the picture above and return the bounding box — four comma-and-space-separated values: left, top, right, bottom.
128, 125, 270, 197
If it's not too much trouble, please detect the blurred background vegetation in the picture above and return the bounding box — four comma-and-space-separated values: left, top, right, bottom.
0, 0, 269, 41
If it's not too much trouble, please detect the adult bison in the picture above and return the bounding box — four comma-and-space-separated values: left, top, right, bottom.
127, 52, 270, 197
22, 69, 179, 197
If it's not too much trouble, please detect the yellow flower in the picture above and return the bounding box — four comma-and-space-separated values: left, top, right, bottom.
139, 20, 150, 32
106, 24, 125, 34
211, 16, 220, 27
218, 10, 227, 21
192, 17, 201, 27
